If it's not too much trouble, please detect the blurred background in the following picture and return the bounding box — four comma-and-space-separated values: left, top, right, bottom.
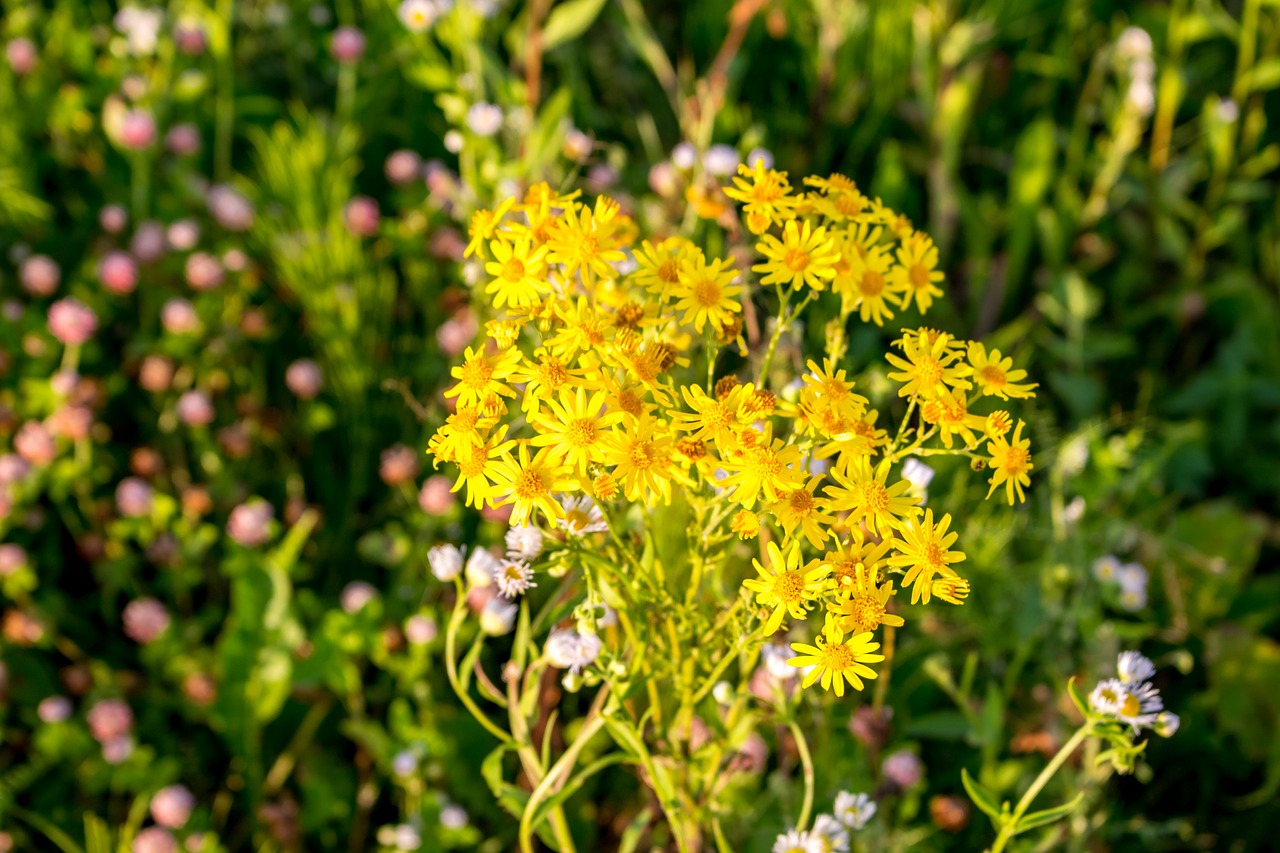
0, 0, 1277, 850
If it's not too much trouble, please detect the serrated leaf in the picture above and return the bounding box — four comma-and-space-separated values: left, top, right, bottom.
961, 767, 1005, 826
1013, 791, 1085, 834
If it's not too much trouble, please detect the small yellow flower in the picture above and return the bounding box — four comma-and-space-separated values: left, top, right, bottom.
753, 219, 839, 291
824, 456, 919, 536
828, 563, 905, 635
601, 415, 681, 506
672, 253, 742, 333
931, 576, 970, 605
835, 241, 896, 326
823, 534, 893, 594
984, 410, 1013, 439
632, 238, 693, 299
547, 199, 625, 286
743, 541, 828, 634
448, 426, 516, 508
489, 442, 573, 525
670, 382, 750, 445
986, 419, 1033, 505
716, 424, 806, 508
887, 509, 966, 605
885, 329, 969, 400
529, 387, 624, 477
546, 297, 610, 362
959, 342, 1038, 400
443, 345, 522, 408
731, 509, 760, 540
788, 614, 884, 697
724, 160, 796, 233
772, 474, 837, 550
888, 232, 944, 313
484, 237, 550, 309
464, 198, 516, 258
801, 358, 868, 423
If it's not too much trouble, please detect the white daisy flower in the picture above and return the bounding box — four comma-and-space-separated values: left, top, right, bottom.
558, 495, 607, 536
1118, 585, 1148, 611
494, 559, 536, 598
505, 524, 544, 560
544, 629, 602, 673
427, 544, 463, 581
465, 548, 501, 588
1114, 681, 1163, 732
833, 791, 877, 830
772, 828, 823, 853
762, 643, 798, 682
398, 0, 438, 32
901, 457, 935, 498
1091, 554, 1121, 582
1118, 562, 1148, 593
479, 598, 517, 635
809, 814, 849, 852
1116, 650, 1156, 685
1089, 677, 1129, 716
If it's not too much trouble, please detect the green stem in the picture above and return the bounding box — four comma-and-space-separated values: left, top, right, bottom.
787, 719, 815, 831
444, 580, 513, 744
990, 724, 1092, 853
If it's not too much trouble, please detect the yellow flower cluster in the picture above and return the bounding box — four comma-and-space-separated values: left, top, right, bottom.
429, 167, 1036, 698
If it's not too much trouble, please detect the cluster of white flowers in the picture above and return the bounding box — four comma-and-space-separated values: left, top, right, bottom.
773, 791, 876, 853
1089, 651, 1179, 736
1091, 554, 1149, 611
1115, 26, 1156, 116
545, 628, 602, 674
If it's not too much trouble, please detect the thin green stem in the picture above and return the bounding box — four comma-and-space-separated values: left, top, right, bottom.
787, 719, 815, 831
444, 580, 513, 744
214, 0, 235, 183
990, 724, 1092, 853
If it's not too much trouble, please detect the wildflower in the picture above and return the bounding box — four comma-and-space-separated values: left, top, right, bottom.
398, 0, 438, 31
772, 475, 836, 549
20, 255, 59, 296
1117, 650, 1156, 685
885, 329, 968, 400
465, 199, 516, 258
672, 253, 741, 333
754, 219, 839, 291
670, 383, 749, 445
484, 237, 550, 308
601, 416, 680, 505
465, 548, 500, 588
801, 359, 868, 423
888, 232, 944, 313
443, 345, 522, 409
448, 429, 516, 509
809, 814, 850, 852
505, 525, 544, 560
489, 444, 572, 526
901, 457, 935, 497
341, 582, 377, 613
558, 495, 607, 536
961, 343, 1038, 400
133, 827, 177, 853
1118, 562, 1148, 593
1155, 711, 1180, 738
285, 359, 323, 399
227, 499, 273, 547
405, 614, 438, 644
494, 559, 536, 598
529, 387, 624, 476
883, 751, 924, 788
479, 598, 518, 635
829, 563, 904, 635
1092, 554, 1121, 582
546, 199, 626, 287
545, 629, 602, 673
330, 26, 366, 63
833, 791, 877, 830
838, 243, 896, 326
731, 509, 760, 539
37, 696, 72, 724
717, 424, 805, 508
788, 615, 883, 696
1119, 585, 1148, 611
887, 509, 966, 605
986, 419, 1033, 505
824, 456, 919, 536
724, 160, 796, 233
744, 541, 828, 634
772, 828, 823, 853
122, 598, 170, 644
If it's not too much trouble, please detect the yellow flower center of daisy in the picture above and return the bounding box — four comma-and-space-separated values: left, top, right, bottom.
916, 357, 943, 387
771, 569, 805, 603
575, 234, 600, 261
616, 389, 643, 416
784, 248, 811, 272
451, 409, 480, 431
469, 210, 494, 239
859, 481, 889, 512
566, 418, 598, 447
909, 264, 931, 289
692, 277, 722, 307
978, 364, 1007, 387
514, 467, 548, 499
615, 302, 645, 329
458, 447, 488, 478
701, 401, 733, 432
460, 357, 494, 390
830, 559, 858, 588
788, 489, 815, 515
501, 258, 526, 282
833, 194, 866, 217
1002, 447, 1030, 476
859, 269, 885, 296
844, 593, 885, 631
564, 508, 590, 531
1120, 694, 1141, 716
1098, 687, 1119, 704
536, 359, 569, 388
658, 259, 681, 284
748, 446, 783, 478
629, 439, 656, 469
924, 542, 947, 569
677, 437, 706, 460
818, 640, 855, 672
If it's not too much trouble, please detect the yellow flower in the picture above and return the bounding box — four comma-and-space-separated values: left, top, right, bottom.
669, 382, 750, 445
829, 564, 905, 635
601, 415, 680, 505
513, 351, 591, 414
529, 387, 624, 477
449, 426, 516, 509
888, 232, 944, 313
887, 509, 966, 605
804, 174, 872, 222
464, 198, 516, 258
484, 237, 550, 308
772, 474, 837, 549
743, 541, 828, 634
920, 390, 986, 449
814, 410, 889, 461
547, 199, 625, 286
724, 160, 796, 233
840, 243, 897, 326
443, 345, 522, 408
885, 329, 969, 400
731, 509, 760, 539
823, 534, 893, 595
546, 297, 610, 362
490, 443, 574, 526
959, 343, 1038, 400
788, 614, 884, 697
596, 370, 658, 421
753, 219, 839, 291
801, 358, 868, 423
716, 424, 805, 508
632, 238, 692, 299
428, 404, 500, 464
931, 576, 970, 605
984, 410, 1012, 439
672, 254, 742, 333
986, 419, 1032, 505
824, 456, 919, 536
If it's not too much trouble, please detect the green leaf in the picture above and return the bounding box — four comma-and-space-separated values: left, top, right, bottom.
961, 767, 1005, 826
542, 0, 610, 52
1066, 677, 1088, 718
1013, 791, 1085, 834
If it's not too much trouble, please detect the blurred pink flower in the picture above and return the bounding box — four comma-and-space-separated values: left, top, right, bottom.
166, 219, 200, 251
131, 221, 167, 262
385, 150, 422, 185
139, 355, 174, 392
165, 123, 201, 156
5, 38, 37, 75
0, 544, 27, 576
87, 698, 133, 742
161, 299, 199, 335
176, 391, 214, 427
227, 499, 273, 547
883, 750, 924, 790
120, 109, 156, 150
184, 252, 224, 291
207, 185, 254, 231
341, 581, 377, 614
20, 254, 59, 296
98, 251, 138, 294
47, 404, 93, 440
418, 475, 455, 514
151, 784, 196, 828
405, 614, 437, 645
37, 695, 72, 724
380, 444, 420, 486
330, 26, 365, 63
47, 298, 98, 346
436, 311, 477, 357
0, 454, 29, 486
116, 477, 154, 517
132, 826, 177, 853
175, 22, 207, 55
344, 196, 380, 237
100, 205, 129, 234
123, 597, 170, 644
102, 735, 135, 764
285, 359, 322, 399
14, 422, 56, 466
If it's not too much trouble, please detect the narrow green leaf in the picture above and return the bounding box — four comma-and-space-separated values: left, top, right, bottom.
542, 0, 610, 52
1013, 791, 1085, 834
961, 767, 1005, 826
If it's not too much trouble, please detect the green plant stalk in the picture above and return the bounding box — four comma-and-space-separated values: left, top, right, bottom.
444, 579, 513, 744
787, 719, 816, 831
214, 0, 235, 183
989, 724, 1092, 853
